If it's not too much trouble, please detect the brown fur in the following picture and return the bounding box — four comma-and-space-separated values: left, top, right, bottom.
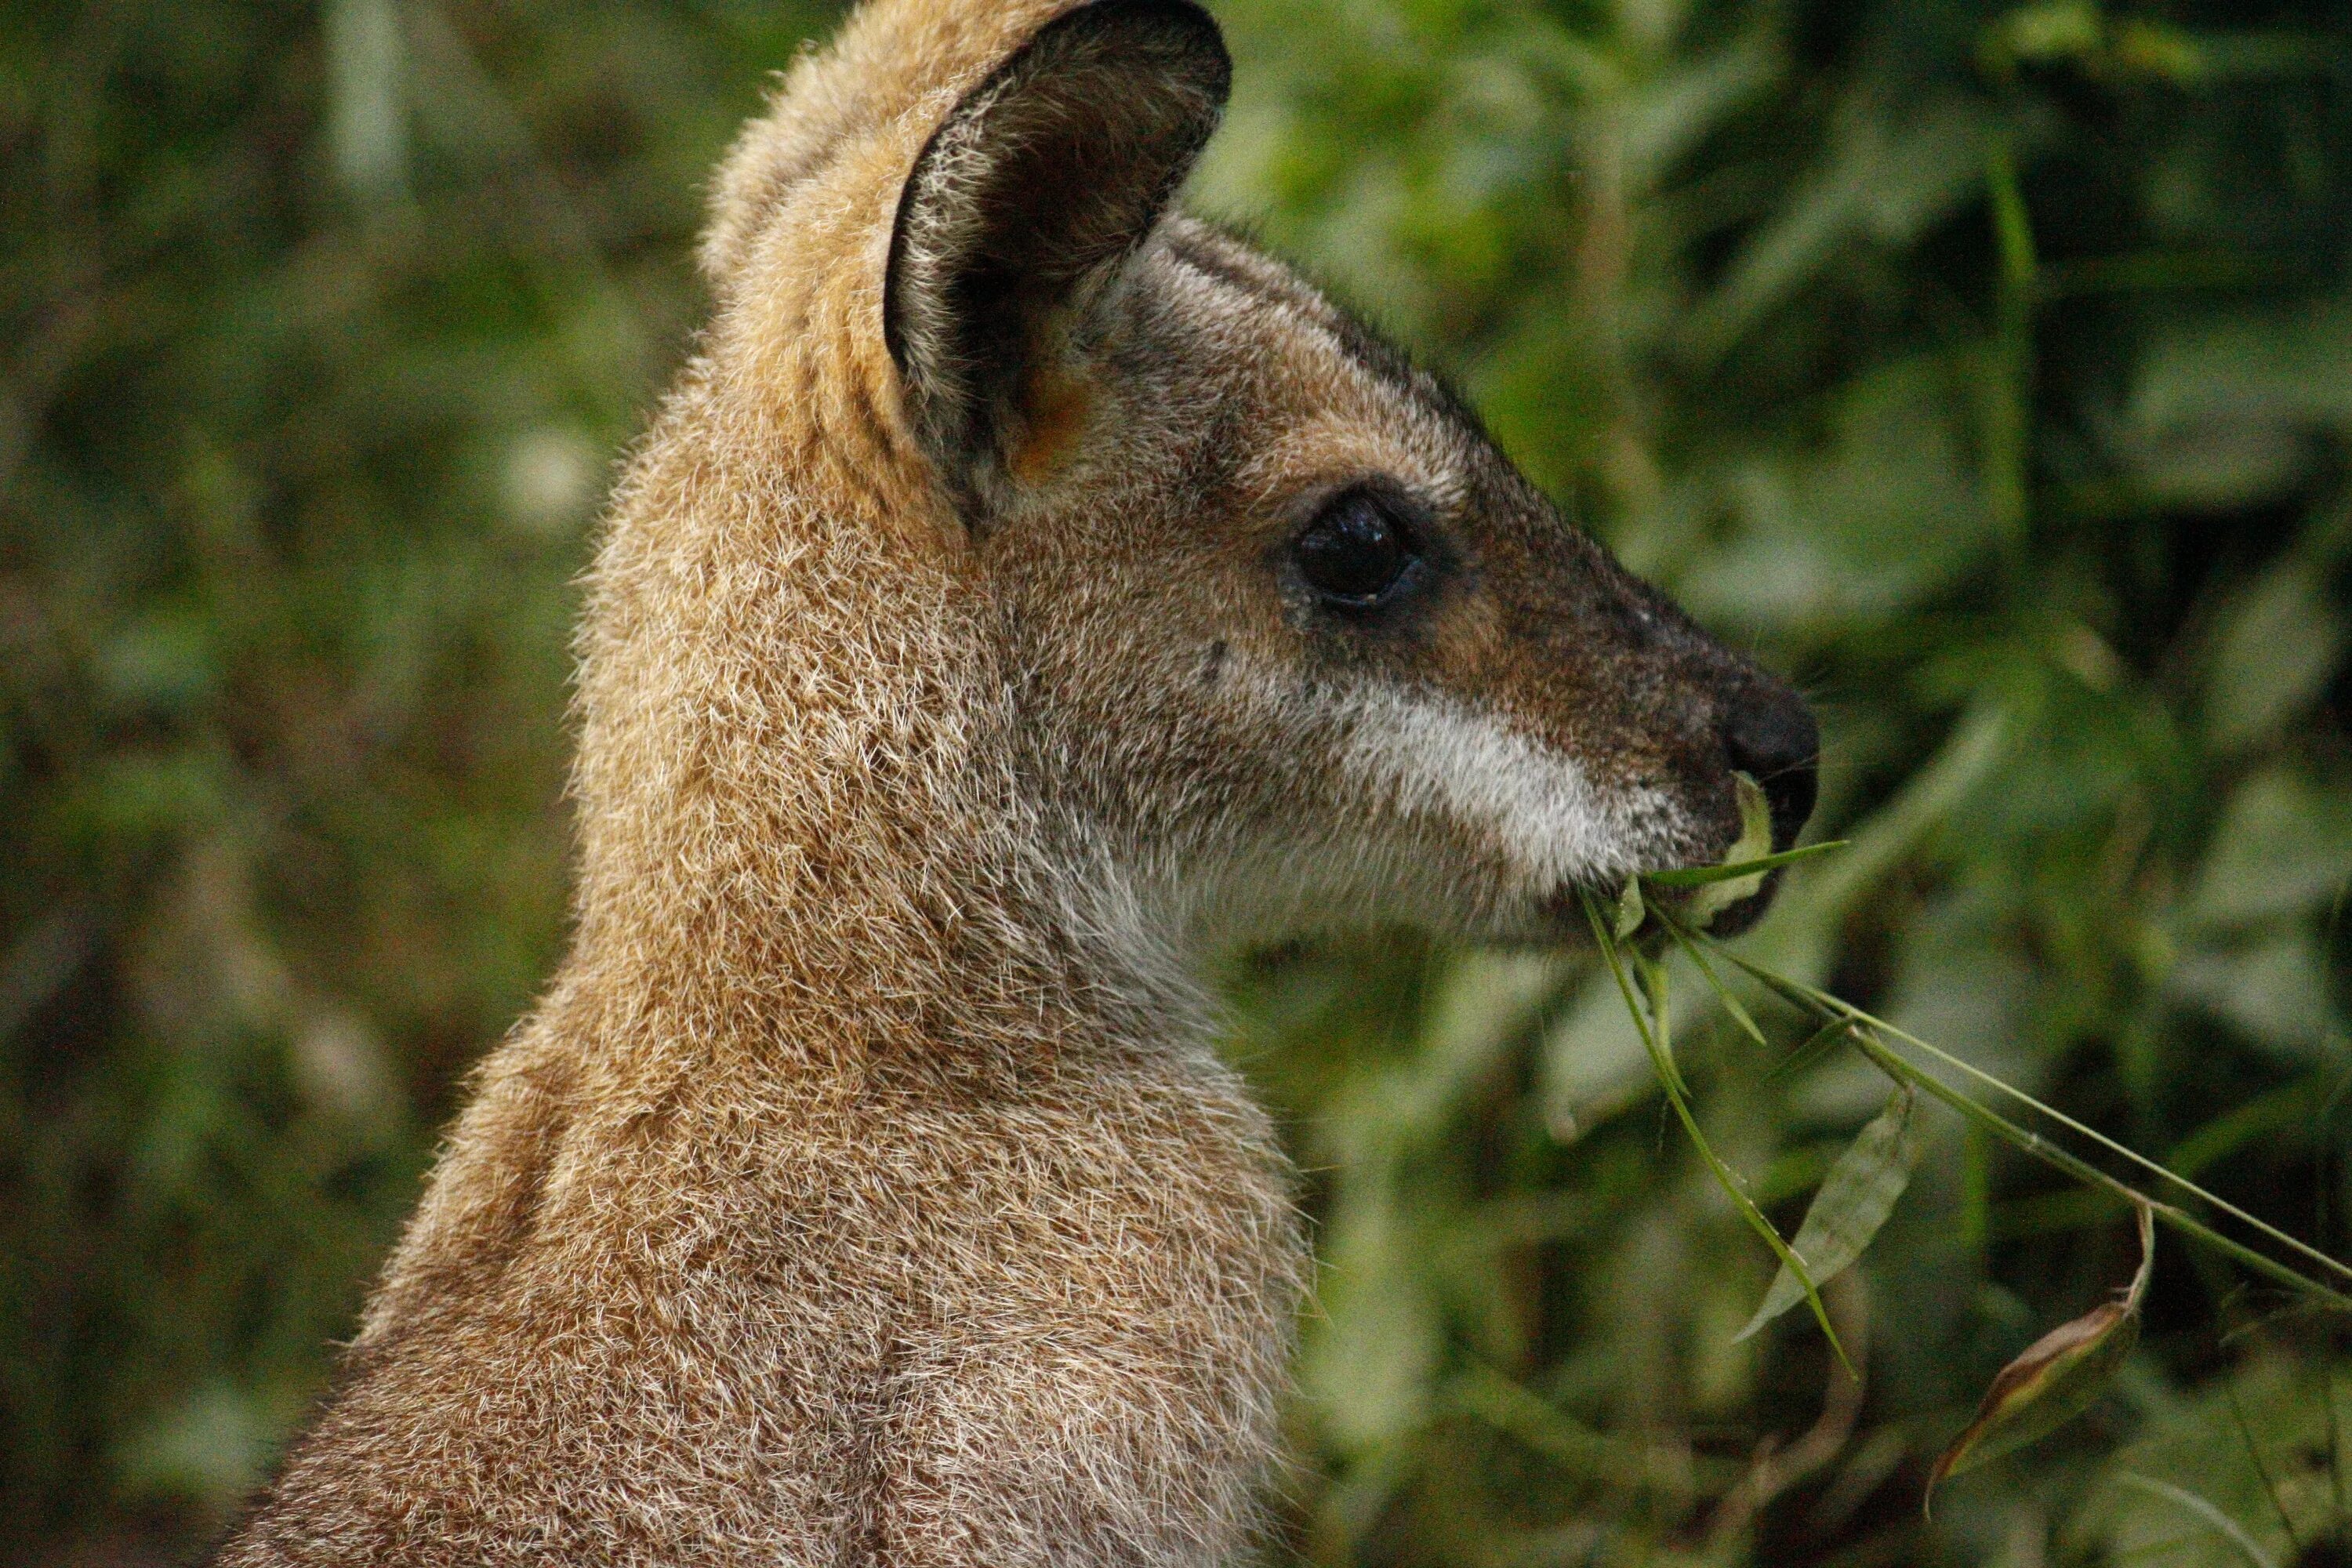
216, 2, 1814, 1563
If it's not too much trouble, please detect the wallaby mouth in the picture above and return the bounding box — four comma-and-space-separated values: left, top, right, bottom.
1690, 672, 1821, 938
1542, 865, 1784, 951
1547, 706, 1822, 949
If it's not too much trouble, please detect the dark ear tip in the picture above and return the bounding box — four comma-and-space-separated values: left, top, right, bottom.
1051, 0, 1232, 106
885, 0, 1232, 430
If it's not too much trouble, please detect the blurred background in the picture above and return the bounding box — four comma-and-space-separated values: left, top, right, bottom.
5, 0, 2352, 1563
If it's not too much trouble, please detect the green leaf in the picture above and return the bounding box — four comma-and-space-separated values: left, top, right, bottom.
1983, 1, 2103, 70
1679, 773, 1775, 925
1709, 938, 2352, 1306
1737, 1083, 1924, 1340
1635, 948, 1671, 1056
2185, 767, 2352, 930
1926, 1203, 2155, 1510
1611, 876, 1646, 942
1663, 914, 1769, 1048
2201, 557, 2347, 753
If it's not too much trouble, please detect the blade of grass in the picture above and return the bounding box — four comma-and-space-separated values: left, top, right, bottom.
1903, 1036, 2340, 1305
1770, 1018, 1856, 1080
1664, 916, 1769, 1049
1581, 891, 1853, 1372
1584, 887, 1686, 1098
2223, 1368, 2303, 1559
1984, 129, 2037, 585
1642, 840, 1850, 887
1449, 1363, 1739, 1497
2109, 1475, 2281, 1568
1637, 948, 1672, 1059
1833, 1011, 2348, 1308
1962, 1121, 1991, 1258
1671, 917, 2348, 1303
1700, 937, 2352, 1298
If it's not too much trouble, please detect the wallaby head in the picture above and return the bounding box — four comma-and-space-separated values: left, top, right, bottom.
680, 0, 1817, 967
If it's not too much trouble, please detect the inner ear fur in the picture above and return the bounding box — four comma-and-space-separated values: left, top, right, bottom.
884, 0, 1230, 495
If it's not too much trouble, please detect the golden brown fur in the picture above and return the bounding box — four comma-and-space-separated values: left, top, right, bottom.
216, 1, 1816, 1562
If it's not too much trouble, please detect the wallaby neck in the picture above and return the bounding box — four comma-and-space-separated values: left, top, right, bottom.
564, 451, 1204, 1080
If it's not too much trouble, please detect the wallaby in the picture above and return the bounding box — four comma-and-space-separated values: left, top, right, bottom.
216, 0, 1818, 1562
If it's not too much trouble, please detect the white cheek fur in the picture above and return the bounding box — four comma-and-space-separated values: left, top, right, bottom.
1338, 686, 1671, 891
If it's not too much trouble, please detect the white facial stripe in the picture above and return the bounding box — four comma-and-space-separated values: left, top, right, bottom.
1339, 688, 1667, 889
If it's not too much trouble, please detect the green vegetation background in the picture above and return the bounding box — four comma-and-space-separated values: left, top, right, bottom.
5, 0, 2351, 1563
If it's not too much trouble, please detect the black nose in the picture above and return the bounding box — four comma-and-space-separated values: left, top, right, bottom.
1720, 691, 1819, 851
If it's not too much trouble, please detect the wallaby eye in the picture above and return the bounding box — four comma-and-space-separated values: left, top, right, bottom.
1294, 489, 1418, 608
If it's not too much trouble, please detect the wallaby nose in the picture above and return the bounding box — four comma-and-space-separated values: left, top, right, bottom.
1720, 691, 1819, 852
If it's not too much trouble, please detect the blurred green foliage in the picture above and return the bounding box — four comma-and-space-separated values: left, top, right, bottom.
4, 0, 2351, 1563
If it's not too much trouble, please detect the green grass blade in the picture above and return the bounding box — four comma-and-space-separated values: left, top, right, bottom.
1697, 933, 2347, 1305
1636, 948, 1671, 1058
1581, 889, 1687, 1099
1642, 840, 1849, 887
1581, 891, 1853, 1372
1449, 1364, 1739, 1497
2108, 1475, 2281, 1568
1662, 915, 1769, 1049
1770, 1019, 1856, 1080
1709, 945, 2352, 1296
1832, 1020, 2352, 1310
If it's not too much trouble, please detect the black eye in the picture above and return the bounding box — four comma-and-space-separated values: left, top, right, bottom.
1294, 490, 1417, 608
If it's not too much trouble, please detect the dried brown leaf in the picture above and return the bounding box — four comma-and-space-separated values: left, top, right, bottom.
1925, 1203, 2154, 1512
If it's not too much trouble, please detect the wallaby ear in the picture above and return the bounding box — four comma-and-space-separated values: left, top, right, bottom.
884, 0, 1230, 495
